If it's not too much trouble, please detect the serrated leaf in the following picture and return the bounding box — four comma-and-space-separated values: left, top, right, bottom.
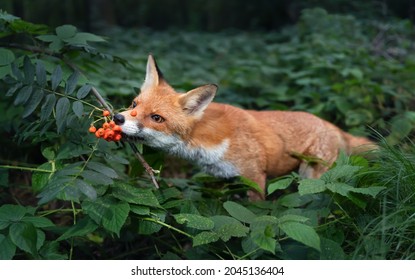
56, 25, 76, 39
278, 214, 309, 224
6, 82, 22, 97
138, 210, 166, 235
74, 179, 97, 200
279, 221, 320, 251
39, 241, 67, 260
349, 186, 386, 198
0, 234, 16, 260
193, 231, 219, 247
320, 238, 345, 260
40, 94, 56, 122
23, 56, 34, 84
64, 32, 105, 45
251, 231, 277, 253
211, 215, 249, 242
130, 205, 150, 216
0, 48, 15, 66
82, 197, 129, 236
22, 89, 44, 118
11, 62, 23, 81
111, 183, 160, 207
14, 85, 32, 106
35, 61, 46, 87
9, 222, 38, 256
72, 100, 83, 118
65, 71, 79, 95
223, 201, 256, 224
37, 177, 72, 204
0, 204, 27, 224
326, 182, 353, 197
55, 97, 70, 133
32, 162, 53, 192
57, 218, 98, 241
36, 34, 57, 42
298, 178, 326, 195
268, 178, 294, 195
21, 216, 54, 228
321, 165, 361, 182
174, 214, 214, 230
76, 84, 92, 99
87, 161, 118, 179
81, 170, 113, 185
51, 65, 62, 90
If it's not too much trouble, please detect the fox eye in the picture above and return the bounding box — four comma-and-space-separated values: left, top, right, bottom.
151, 114, 165, 123
131, 101, 137, 108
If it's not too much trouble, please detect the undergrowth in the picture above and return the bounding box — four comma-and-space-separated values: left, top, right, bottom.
0, 9, 414, 259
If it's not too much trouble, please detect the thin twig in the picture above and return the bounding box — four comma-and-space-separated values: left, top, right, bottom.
90, 87, 160, 189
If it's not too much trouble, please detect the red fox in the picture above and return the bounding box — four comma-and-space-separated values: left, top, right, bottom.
114, 55, 374, 200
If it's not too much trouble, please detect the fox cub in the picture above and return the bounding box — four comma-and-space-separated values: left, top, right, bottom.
114, 55, 374, 200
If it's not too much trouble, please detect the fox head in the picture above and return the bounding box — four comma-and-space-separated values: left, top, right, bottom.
114, 55, 218, 149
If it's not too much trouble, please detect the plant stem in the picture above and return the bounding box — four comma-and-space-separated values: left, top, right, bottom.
90, 86, 160, 189
0, 165, 53, 173
142, 217, 193, 239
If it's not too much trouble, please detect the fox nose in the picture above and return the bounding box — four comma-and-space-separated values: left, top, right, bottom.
113, 113, 125, 125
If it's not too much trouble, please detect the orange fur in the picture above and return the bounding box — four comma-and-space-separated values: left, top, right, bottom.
115, 55, 375, 200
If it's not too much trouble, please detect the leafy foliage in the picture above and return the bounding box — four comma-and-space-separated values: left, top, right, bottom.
0, 9, 415, 260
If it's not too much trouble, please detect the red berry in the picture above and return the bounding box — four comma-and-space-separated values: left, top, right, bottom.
89, 126, 97, 133
103, 110, 110, 117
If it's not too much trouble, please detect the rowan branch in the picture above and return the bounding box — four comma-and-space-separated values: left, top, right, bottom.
90, 86, 159, 189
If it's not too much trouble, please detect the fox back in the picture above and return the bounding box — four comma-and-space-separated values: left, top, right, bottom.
114, 55, 375, 200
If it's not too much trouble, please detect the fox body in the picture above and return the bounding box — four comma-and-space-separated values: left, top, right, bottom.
114, 55, 373, 200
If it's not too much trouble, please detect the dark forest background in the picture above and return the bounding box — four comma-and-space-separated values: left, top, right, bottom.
2, 0, 415, 32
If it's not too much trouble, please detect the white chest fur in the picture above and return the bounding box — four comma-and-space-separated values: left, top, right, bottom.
141, 128, 240, 178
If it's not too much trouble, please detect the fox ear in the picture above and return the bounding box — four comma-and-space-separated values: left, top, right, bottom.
180, 84, 217, 117
141, 54, 165, 91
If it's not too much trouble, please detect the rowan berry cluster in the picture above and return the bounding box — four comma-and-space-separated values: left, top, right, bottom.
89, 110, 122, 142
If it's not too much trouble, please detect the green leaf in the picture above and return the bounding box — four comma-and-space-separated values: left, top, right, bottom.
21, 216, 54, 228
55, 97, 70, 133
36, 34, 58, 42
9, 222, 38, 256
32, 162, 53, 192
81, 170, 113, 185
64, 32, 106, 45
87, 161, 118, 179
76, 84, 92, 99
39, 241, 67, 260
174, 214, 214, 230
279, 221, 320, 251
326, 183, 353, 197
56, 25, 77, 39
321, 165, 361, 182
320, 238, 345, 260
251, 231, 276, 254
0, 48, 15, 66
211, 215, 249, 242
65, 71, 79, 95
40, 94, 56, 122
349, 186, 386, 198
57, 218, 98, 241
193, 231, 219, 247
22, 89, 44, 118
23, 56, 34, 84
223, 201, 256, 224
298, 179, 326, 195
14, 85, 32, 106
268, 178, 293, 195
73, 179, 97, 200
51, 65, 62, 91
72, 100, 83, 119
138, 210, 166, 235
111, 183, 160, 207
0, 234, 16, 260
35, 61, 47, 87
0, 204, 27, 225
82, 197, 130, 236
130, 205, 150, 216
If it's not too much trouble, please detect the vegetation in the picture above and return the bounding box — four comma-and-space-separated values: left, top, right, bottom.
1, 8, 415, 260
